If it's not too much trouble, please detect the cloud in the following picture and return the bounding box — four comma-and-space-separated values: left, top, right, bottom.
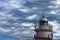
0, 0, 60, 40
26, 14, 37, 20
0, 27, 11, 33
56, 0, 60, 5
48, 21, 60, 39
22, 31, 30, 34
48, 21, 59, 31
21, 22, 34, 27
49, 11, 56, 15
0, 0, 26, 10
18, 8, 30, 13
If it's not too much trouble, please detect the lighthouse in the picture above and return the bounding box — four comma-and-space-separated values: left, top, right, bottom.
34, 15, 53, 40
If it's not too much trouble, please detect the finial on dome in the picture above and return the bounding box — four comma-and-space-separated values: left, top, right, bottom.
40, 13, 48, 21
42, 13, 45, 18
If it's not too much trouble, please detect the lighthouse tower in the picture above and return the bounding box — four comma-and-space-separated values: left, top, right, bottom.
34, 15, 53, 40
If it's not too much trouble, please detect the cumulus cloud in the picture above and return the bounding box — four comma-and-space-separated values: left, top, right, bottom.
49, 11, 56, 15
56, 0, 60, 5
21, 22, 34, 27
26, 14, 37, 20
18, 8, 30, 13
49, 21, 60, 39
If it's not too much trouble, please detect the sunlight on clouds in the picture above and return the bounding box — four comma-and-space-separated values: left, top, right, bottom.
9, 3, 20, 8
30, 27, 34, 30
19, 8, 29, 13
48, 5, 53, 8
53, 36, 60, 39
49, 21, 59, 31
21, 23, 34, 27
11, 27, 16, 29
51, 0, 60, 5
26, 14, 37, 20
54, 30, 60, 37
9, 0, 22, 8
48, 5, 58, 9
50, 11, 56, 15
48, 0, 59, 10
23, 31, 30, 34
32, 7, 38, 9
49, 21, 60, 39
8, 0, 26, 9
56, 0, 60, 5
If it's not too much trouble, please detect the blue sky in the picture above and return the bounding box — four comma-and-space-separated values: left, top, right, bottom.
0, 0, 60, 40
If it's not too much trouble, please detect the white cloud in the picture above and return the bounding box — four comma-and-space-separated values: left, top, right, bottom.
11, 27, 16, 29
21, 22, 34, 27
8, 0, 23, 9
30, 27, 34, 29
26, 14, 37, 20
54, 32, 60, 36
22, 31, 30, 34
48, 21, 59, 31
0, 27, 11, 33
56, 0, 60, 5
0, 12, 20, 21
48, 5, 53, 8
32, 7, 38, 9
18, 8, 30, 13
0, 0, 25, 10
48, 21, 60, 39
50, 11, 56, 15
51, 0, 60, 5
